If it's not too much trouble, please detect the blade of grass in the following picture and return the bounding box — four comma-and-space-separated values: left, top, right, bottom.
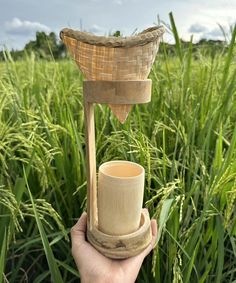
33, 271, 51, 283
157, 198, 174, 242
55, 260, 80, 278
169, 12, 183, 62
220, 25, 236, 92
0, 229, 7, 283
23, 166, 64, 283
216, 216, 224, 283
183, 237, 200, 282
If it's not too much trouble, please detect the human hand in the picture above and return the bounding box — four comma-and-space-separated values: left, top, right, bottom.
71, 212, 158, 283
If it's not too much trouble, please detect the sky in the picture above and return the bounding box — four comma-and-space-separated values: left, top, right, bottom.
0, 0, 236, 50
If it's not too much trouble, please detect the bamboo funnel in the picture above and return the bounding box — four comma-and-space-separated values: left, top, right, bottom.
60, 26, 165, 123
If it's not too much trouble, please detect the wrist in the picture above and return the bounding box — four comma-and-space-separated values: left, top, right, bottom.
81, 275, 110, 283
81, 278, 109, 283
81, 275, 122, 283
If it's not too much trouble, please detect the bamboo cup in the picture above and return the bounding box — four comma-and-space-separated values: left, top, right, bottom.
97, 160, 145, 236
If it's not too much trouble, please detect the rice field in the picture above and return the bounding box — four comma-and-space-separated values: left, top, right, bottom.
0, 23, 236, 282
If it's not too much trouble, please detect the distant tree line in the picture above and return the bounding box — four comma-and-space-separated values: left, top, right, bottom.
0, 31, 227, 61
163, 38, 227, 58
0, 31, 66, 61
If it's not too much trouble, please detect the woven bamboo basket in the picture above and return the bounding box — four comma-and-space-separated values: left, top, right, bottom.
60, 26, 165, 123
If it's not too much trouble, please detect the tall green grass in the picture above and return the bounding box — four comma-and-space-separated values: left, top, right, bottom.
0, 17, 236, 282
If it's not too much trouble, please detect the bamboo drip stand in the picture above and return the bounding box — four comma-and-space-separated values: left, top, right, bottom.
84, 80, 152, 258
60, 25, 165, 258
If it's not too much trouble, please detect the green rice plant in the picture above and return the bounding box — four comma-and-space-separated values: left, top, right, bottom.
0, 228, 7, 283
0, 15, 236, 282
24, 167, 64, 283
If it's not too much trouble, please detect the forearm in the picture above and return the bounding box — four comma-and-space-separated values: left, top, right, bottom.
81, 273, 130, 283
81, 278, 103, 283
81, 277, 112, 283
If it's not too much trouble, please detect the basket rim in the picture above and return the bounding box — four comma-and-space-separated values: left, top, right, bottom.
60, 26, 165, 48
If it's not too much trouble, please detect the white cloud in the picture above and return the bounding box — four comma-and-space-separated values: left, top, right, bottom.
5, 18, 51, 36
205, 27, 224, 37
88, 24, 105, 34
181, 4, 235, 42
113, 0, 123, 5
189, 23, 207, 33
188, 23, 226, 40
201, 27, 226, 40
187, 23, 228, 41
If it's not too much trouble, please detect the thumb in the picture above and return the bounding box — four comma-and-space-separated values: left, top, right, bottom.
71, 212, 87, 246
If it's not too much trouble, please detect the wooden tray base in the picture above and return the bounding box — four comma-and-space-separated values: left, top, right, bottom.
87, 209, 152, 259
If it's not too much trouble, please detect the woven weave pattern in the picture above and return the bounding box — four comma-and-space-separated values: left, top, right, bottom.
63, 36, 160, 80
61, 27, 164, 122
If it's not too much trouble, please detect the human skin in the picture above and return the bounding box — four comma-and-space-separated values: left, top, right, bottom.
71, 212, 158, 283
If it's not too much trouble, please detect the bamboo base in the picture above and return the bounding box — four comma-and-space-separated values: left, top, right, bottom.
87, 209, 152, 259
